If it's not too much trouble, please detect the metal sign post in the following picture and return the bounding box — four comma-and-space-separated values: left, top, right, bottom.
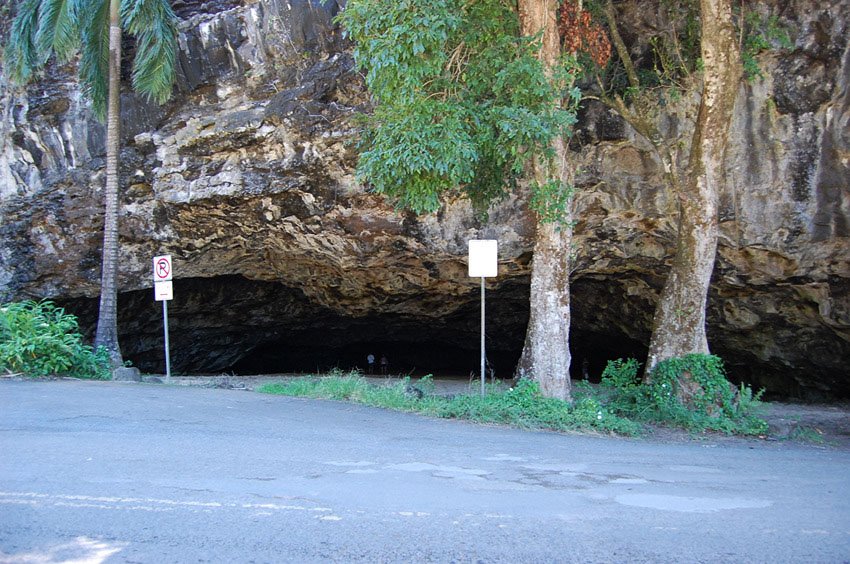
480, 275, 485, 396
468, 240, 498, 396
153, 255, 173, 383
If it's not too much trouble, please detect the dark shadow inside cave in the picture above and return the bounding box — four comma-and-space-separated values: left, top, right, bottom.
570, 334, 647, 383
230, 338, 522, 378
59, 274, 652, 385
51, 274, 850, 398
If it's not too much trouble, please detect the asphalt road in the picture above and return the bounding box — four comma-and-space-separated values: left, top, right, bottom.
1, 380, 849, 563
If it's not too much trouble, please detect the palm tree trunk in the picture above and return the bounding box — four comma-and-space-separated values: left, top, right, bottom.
94, 0, 124, 369
516, 0, 573, 401
645, 0, 740, 379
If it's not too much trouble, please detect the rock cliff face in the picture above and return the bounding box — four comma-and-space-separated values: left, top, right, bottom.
1, 0, 848, 397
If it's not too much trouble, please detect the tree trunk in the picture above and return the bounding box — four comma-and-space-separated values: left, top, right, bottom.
94, 0, 124, 369
516, 0, 572, 400
517, 207, 572, 401
644, 0, 740, 378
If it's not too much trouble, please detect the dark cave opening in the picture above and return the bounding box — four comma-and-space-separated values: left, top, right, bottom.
60, 274, 650, 384
59, 273, 850, 397
230, 338, 523, 378
54, 274, 850, 398
228, 333, 644, 382
569, 333, 647, 383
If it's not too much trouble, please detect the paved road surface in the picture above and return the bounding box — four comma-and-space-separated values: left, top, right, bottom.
1, 380, 849, 563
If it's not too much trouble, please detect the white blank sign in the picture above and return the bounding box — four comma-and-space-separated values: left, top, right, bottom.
154, 281, 173, 301
468, 239, 498, 278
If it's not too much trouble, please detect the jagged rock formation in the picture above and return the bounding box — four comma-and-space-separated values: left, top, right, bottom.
0, 0, 848, 397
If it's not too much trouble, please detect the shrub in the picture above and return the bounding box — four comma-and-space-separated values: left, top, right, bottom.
601, 354, 767, 435
0, 300, 110, 379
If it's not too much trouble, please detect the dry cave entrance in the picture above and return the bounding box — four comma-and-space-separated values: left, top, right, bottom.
120, 275, 535, 379
65, 275, 650, 382
230, 338, 516, 377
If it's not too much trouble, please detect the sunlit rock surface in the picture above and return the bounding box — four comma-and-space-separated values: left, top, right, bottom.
0, 0, 848, 396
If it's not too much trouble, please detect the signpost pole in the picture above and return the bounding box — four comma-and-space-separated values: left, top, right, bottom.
153, 255, 174, 383
480, 276, 485, 397
469, 240, 496, 397
163, 299, 172, 383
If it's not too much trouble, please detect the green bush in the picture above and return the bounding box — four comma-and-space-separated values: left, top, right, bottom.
0, 300, 110, 379
601, 354, 767, 435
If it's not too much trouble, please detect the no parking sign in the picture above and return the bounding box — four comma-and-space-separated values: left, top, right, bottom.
153, 255, 172, 282
153, 255, 173, 301
153, 254, 173, 380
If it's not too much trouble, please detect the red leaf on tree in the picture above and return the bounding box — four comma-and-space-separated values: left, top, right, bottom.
558, 0, 612, 67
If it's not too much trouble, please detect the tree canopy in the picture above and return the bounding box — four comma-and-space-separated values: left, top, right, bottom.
339, 0, 581, 218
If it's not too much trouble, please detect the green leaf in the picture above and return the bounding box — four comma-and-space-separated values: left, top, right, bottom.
78, 0, 110, 120
120, 0, 179, 104
34, 0, 81, 64
338, 0, 577, 215
4, 0, 42, 84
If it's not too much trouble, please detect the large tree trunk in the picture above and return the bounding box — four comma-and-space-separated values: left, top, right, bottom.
516, 0, 572, 400
644, 0, 740, 378
94, 0, 124, 369
517, 207, 572, 400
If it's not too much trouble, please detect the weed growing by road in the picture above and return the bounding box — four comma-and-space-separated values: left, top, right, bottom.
789, 425, 825, 444
600, 354, 768, 436
0, 300, 110, 379
258, 371, 641, 436
257, 358, 768, 437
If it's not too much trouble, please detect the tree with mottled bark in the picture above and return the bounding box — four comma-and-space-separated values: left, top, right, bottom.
5, 0, 178, 369
513, 0, 574, 400
575, 0, 741, 382
340, 0, 580, 400
644, 0, 741, 376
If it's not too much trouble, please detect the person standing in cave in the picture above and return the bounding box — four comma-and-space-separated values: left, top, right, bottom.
366, 353, 375, 374
380, 354, 389, 375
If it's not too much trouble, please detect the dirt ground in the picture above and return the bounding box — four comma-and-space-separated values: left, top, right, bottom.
151, 374, 850, 451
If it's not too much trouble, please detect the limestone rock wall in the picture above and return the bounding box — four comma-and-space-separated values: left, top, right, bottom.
0, 0, 848, 396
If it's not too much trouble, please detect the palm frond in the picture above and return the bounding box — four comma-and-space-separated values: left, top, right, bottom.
4, 0, 43, 84
34, 0, 81, 64
120, 0, 157, 30
122, 0, 178, 105
78, 0, 110, 120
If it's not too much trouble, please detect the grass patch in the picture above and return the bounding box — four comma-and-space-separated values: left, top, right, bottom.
257, 371, 642, 436
258, 356, 771, 439
789, 425, 826, 445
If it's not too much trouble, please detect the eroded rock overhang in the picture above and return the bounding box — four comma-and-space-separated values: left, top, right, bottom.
1, 0, 849, 397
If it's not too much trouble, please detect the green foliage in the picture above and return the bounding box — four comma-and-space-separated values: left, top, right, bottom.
599, 357, 642, 403
655, 0, 700, 81
4, 0, 178, 119
601, 354, 767, 436
788, 425, 825, 445
4, 0, 41, 84
258, 371, 640, 435
529, 178, 574, 225
121, 0, 179, 105
740, 10, 793, 81
35, 0, 79, 65
0, 300, 110, 379
78, 0, 109, 118
339, 0, 580, 217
